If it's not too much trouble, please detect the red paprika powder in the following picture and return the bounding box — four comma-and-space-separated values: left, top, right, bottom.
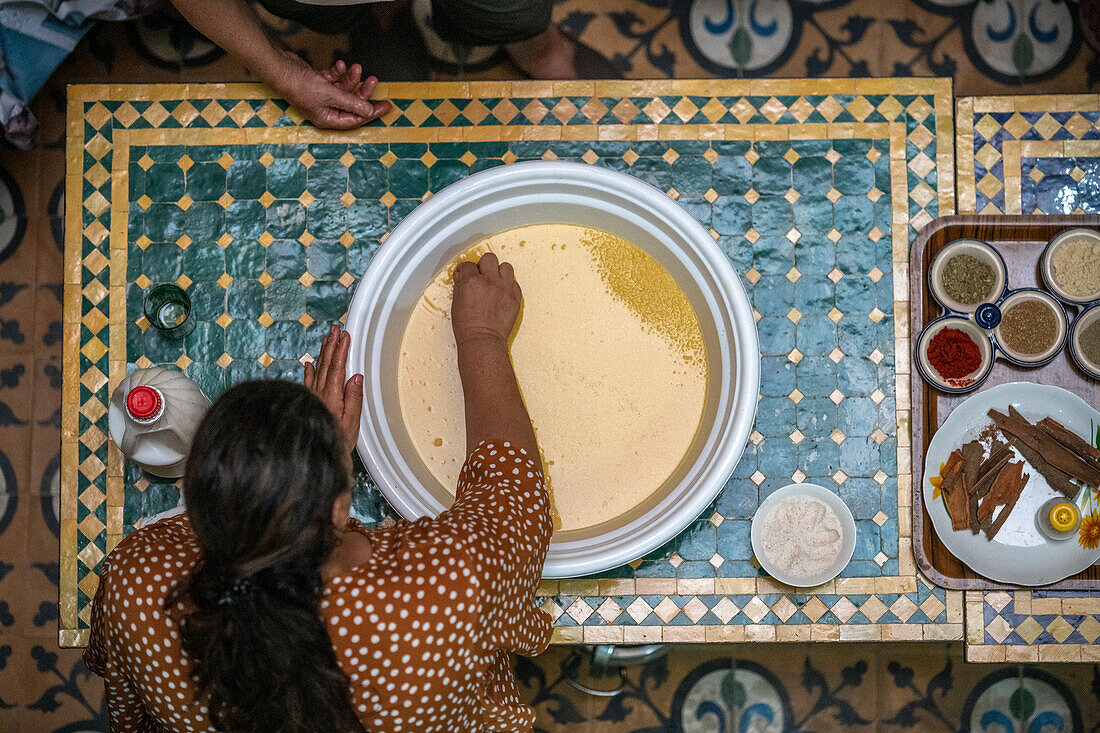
927, 327, 982, 380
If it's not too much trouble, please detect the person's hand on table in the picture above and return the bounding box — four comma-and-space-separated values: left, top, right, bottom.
273, 55, 391, 130
167, 0, 390, 131
304, 324, 363, 450
451, 253, 523, 348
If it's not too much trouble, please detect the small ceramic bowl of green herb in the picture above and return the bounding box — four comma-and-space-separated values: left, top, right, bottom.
992, 289, 1069, 367
1068, 305, 1100, 380
928, 239, 1008, 314
1041, 228, 1100, 307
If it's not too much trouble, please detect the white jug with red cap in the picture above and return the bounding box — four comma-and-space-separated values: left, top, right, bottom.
107, 367, 211, 478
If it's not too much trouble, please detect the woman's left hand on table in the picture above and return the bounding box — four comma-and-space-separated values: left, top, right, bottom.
304, 324, 363, 450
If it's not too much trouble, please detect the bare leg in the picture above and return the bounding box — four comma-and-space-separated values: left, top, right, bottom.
505, 24, 577, 79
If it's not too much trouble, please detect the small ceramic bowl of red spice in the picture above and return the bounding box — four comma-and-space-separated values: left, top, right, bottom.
991, 289, 1069, 367
1069, 305, 1100, 380
915, 316, 994, 393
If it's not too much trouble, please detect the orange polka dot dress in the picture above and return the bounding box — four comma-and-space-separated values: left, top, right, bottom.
85, 441, 554, 732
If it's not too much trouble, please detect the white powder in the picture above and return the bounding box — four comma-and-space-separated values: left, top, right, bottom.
761, 496, 843, 579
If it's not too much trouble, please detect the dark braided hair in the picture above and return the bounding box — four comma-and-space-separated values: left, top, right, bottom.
170, 380, 364, 733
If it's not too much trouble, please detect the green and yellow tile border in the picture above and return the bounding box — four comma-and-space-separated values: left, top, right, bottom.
62, 79, 960, 648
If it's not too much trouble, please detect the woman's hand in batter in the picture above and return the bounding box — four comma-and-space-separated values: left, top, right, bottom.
304, 324, 363, 451
451, 253, 522, 348
451, 254, 537, 457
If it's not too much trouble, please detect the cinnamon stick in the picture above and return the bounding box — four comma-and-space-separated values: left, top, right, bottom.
988, 407, 1100, 491
939, 451, 970, 532
962, 440, 984, 484
968, 490, 980, 534
960, 439, 986, 533
978, 461, 1025, 521
982, 462, 1028, 541
1008, 407, 1100, 486
977, 466, 1005, 524
1005, 436, 1077, 498
971, 445, 1013, 500
1037, 417, 1100, 462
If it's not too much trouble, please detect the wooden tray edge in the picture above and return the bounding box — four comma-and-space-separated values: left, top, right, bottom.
909, 216, 976, 590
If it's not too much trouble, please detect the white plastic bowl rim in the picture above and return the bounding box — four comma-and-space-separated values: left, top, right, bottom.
346, 161, 760, 578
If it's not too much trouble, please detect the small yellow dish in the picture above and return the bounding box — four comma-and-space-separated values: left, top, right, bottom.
1049, 502, 1080, 532
1036, 498, 1080, 541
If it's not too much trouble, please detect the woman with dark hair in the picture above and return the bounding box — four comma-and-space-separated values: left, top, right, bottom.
85, 253, 553, 732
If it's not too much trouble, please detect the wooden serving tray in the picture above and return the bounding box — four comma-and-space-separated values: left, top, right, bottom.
910, 215, 1100, 590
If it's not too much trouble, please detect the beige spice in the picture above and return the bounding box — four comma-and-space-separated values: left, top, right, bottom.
1051, 235, 1100, 297
760, 496, 842, 579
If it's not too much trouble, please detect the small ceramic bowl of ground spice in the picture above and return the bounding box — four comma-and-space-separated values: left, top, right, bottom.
1041, 228, 1100, 305
1069, 305, 1100, 380
929, 239, 1007, 314
915, 316, 994, 393
750, 483, 856, 587
992, 289, 1068, 367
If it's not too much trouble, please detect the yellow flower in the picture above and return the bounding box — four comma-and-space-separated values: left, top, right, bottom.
930, 462, 945, 500
1079, 512, 1100, 550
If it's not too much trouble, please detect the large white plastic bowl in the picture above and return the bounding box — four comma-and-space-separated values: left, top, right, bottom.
346, 161, 759, 578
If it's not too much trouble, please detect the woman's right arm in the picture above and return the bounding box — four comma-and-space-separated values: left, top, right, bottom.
168, 0, 390, 128
439, 255, 553, 655
452, 253, 539, 459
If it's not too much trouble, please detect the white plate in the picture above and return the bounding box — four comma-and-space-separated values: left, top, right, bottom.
750, 483, 857, 587
923, 382, 1100, 586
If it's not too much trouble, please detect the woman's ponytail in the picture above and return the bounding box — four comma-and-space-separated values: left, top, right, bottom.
170, 381, 364, 733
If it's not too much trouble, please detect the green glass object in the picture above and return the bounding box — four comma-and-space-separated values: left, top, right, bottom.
144, 284, 196, 339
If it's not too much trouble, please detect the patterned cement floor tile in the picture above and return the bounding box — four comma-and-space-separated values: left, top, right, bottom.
522, 642, 1100, 731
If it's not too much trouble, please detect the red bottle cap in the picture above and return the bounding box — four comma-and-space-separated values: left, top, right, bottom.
126, 386, 162, 420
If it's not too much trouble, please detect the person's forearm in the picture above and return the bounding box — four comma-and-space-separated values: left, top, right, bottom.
457, 335, 539, 459
170, 0, 292, 89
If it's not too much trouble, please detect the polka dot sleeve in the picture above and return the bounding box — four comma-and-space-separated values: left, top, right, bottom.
85, 553, 178, 733
440, 440, 554, 656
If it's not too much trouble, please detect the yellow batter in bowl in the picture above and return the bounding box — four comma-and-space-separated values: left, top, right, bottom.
397, 224, 708, 532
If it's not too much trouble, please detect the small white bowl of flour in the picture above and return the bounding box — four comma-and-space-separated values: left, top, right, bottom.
750, 483, 857, 587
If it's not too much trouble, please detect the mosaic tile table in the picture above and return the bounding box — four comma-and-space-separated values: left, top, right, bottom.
61, 79, 962, 649
956, 94, 1100, 664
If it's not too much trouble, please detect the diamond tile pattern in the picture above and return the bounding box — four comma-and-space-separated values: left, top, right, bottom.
541, 572, 953, 631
